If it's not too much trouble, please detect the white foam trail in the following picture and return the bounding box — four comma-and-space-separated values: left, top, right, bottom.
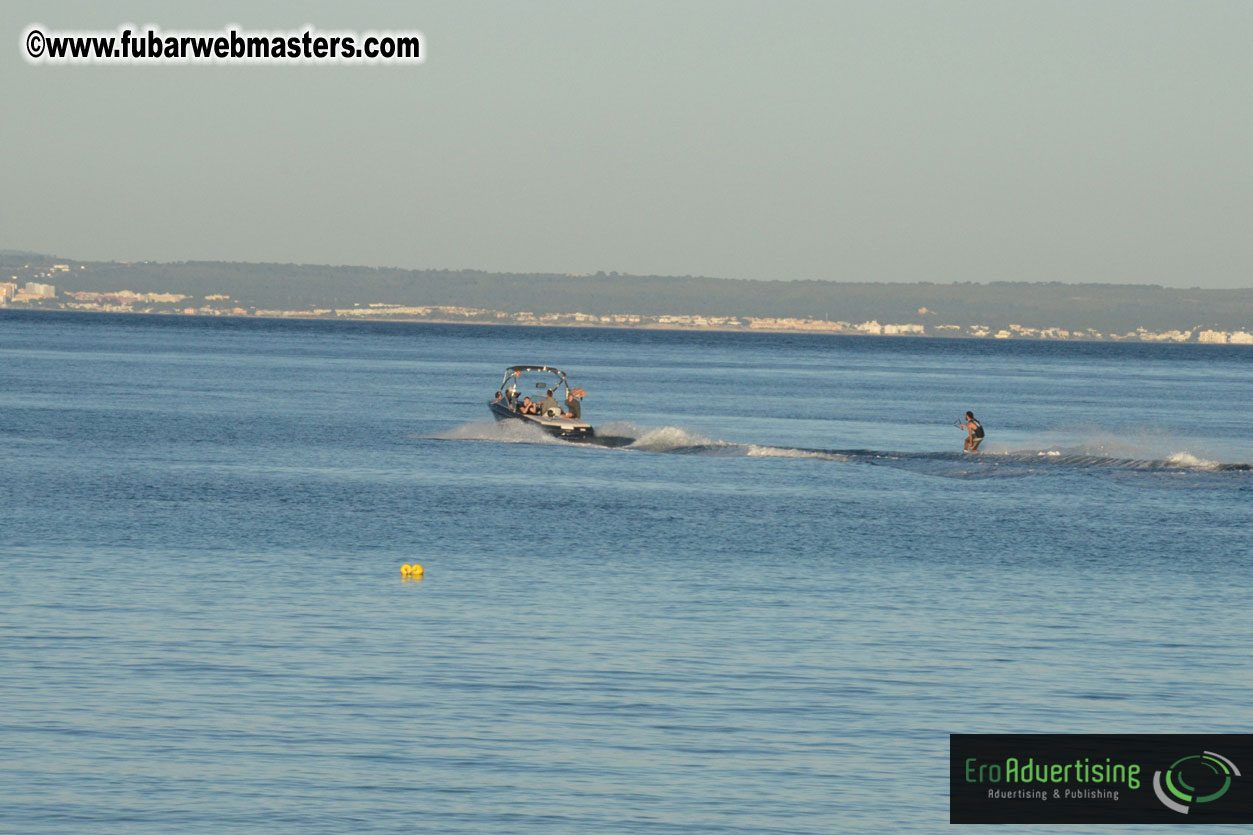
983, 443, 1231, 471
1164, 452, 1221, 471
745, 445, 846, 461
1013, 428, 1233, 467
432, 420, 1247, 472
626, 425, 721, 452
430, 420, 565, 445
620, 426, 845, 460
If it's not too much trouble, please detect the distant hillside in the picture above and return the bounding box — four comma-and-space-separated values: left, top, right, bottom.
3, 254, 1252, 332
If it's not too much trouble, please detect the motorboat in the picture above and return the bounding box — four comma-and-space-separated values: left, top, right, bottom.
488, 365, 595, 440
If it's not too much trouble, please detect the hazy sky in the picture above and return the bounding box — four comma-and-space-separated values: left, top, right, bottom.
4, 1, 1251, 287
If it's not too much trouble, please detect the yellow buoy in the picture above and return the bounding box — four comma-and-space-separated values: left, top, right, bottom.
411, 564, 424, 576
401, 564, 412, 575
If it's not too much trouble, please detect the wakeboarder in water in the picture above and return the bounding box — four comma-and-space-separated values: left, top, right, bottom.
959, 411, 984, 452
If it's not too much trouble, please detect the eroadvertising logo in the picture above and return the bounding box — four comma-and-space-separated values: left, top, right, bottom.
950, 735, 1253, 824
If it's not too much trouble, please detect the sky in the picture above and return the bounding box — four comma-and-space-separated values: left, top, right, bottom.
3, 1, 1252, 288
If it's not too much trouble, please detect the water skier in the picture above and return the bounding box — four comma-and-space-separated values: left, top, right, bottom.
959, 411, 985, 452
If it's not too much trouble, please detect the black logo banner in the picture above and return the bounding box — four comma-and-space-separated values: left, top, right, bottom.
951, 734, 1253, 824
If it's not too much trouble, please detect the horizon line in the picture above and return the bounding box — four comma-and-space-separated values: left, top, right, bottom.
3, 251, 1251, 293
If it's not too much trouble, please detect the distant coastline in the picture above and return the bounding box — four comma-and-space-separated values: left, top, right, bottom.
3, 253, 1251, 344
8, 304, 1253, 347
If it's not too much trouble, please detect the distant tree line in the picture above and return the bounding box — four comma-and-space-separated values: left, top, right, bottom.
4, 254, 1251, 332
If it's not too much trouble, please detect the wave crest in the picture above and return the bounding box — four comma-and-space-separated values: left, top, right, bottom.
1164, 451, 1222, 470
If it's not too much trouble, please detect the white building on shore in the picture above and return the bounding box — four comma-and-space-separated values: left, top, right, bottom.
23, 281, 56, 298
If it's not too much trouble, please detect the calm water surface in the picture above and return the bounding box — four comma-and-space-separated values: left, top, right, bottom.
1, 312, 1250, 833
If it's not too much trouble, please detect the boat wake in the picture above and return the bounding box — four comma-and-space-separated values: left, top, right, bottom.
430, 420, 568, 445
434, 420, 1251, 478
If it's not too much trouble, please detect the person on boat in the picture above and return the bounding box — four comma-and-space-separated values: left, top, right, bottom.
492, 390, 503, 404
562, 390, 581, 420
519, 396, 536, 415
539, 388, 561, 416
959, 411, 985, 452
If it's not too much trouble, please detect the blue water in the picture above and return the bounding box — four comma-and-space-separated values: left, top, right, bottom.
2, 311, 1250, 833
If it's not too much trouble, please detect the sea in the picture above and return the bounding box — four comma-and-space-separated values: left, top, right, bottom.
1, 310, 1250, 834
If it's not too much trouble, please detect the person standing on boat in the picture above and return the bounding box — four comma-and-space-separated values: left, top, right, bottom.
959, 411, 985, 452
539, 388, 561, 416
